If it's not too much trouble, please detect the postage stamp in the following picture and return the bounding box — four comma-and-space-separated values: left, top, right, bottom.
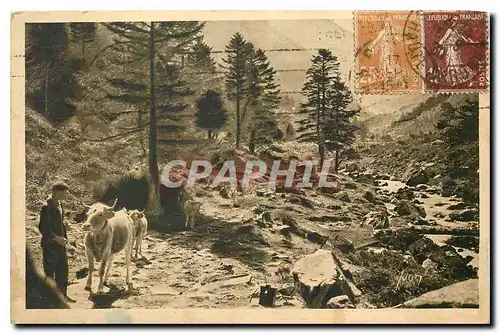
355, 11, 423, 94
422, 11, 489, 93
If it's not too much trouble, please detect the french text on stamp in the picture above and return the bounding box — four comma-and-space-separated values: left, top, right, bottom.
422, 11, 488, 93
355, 11, 423, 94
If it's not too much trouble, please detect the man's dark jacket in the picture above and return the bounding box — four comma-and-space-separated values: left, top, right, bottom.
38, 197, 67, 248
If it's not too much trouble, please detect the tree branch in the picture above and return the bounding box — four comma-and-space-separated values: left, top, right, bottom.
84, 128, 143, 142
89, 40, 135, 67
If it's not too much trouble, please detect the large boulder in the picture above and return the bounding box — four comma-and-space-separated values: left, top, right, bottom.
444, 236, 479, 252
374, 228, 422, 251
292, 250, 356, 308
363, 191, 376, 203
395, 200, 426, 218
407, 237, 439, 264
429, 245, 476, 280
362, 210, 390, 230
402, 279, 479, 308
406, 169, 429, 187
394, 187, 415, 201
345, 162, 360, 173
449, 209, 479, 222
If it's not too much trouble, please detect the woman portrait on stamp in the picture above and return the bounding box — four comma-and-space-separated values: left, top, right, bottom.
435, 16, 475, 87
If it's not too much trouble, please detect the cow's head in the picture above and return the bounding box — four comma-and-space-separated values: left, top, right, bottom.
128, 209, 145, 221
81, 198, 118, 232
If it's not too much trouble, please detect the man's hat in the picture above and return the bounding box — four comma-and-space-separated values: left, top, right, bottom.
52, 181, 69, 191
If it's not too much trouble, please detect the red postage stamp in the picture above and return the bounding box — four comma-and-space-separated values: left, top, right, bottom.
423, 11, 489, 93
355, 11, 423, 94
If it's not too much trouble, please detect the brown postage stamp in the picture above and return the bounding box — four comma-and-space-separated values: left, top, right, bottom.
422, 11, 489, 93
355, 11, 423, 94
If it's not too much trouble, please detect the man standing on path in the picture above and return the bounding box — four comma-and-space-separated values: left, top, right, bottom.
38, 181, 76, 304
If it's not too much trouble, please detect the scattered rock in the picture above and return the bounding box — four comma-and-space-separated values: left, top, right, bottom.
412, 217, 436, 226
326, 295, 355, 309
406, 169, 429, 187
362, 210, 390, 229
422, 258, 438, 270
394, 201, 426, 217
327, 204, 342, 210
344, 182, 358, 189
374, 228, 422, 251
332, 236, 354, 254
318, 186, 339, 194
415, 184, 428, 191
429, 246, 476, 280
420, 193, 429, 199
337, 192, 351, 203
407, 237, 439, 264
76, 267, 89, 279
288, 195, 314, 209
306, 231, 328, 245
395, 187, 415, 200
345, 162, 360, 173
253, 204, 272, 215
447, 202, 468, 210
449, 209, 479, 222
278, 285, 295, 296
402, 279, 478, 308
292, 250, 352, 308
363, 191, 376, 203
431, 139, 445, 145
444, 236, 479, 252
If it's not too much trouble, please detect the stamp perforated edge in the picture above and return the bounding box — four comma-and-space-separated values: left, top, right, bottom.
353, 10, 424, 96
353, 10, 490, 95
422, 10, 490, 94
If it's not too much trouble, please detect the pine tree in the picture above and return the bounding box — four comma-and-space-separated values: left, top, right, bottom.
25, 23, 75, 121
436, 99, 479, 203
246, 48, 281, 153
323, 77, 358, 173
195, 90, 228, 139
69, 23, 97, 61
297, 49, 338, 167
185, 40, 222, 101
93, 21, 203, 213
223, 33, 254, 148
223, 34, 281, 151
298, 49, 357, 171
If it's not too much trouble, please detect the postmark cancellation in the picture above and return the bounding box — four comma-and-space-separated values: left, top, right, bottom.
355, 11, 489, 94
355, 11, 423, 94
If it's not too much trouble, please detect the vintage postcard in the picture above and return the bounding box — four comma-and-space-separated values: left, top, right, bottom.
11, 11, 490, 324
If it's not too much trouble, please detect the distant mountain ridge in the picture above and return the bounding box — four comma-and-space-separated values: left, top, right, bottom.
202, 19, 354, 96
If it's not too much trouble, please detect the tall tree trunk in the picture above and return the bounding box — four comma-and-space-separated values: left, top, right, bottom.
138, 108, 146, 157
236, 88, 241, 148
148, 22, 160, 214
82, 40, 86, 62
248, 128, 256, 154
335, 150, 339, 174
316, 87, 323, 168
44, 66, 49, 117
208, 130, 212, 139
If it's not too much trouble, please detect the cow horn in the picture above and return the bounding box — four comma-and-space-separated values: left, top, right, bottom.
139, 209, 145, 214
109, 198, 118, 210
81, 201, 92, 209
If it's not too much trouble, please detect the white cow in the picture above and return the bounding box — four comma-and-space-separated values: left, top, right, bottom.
82, 199, 134, 293
127, 209, 148, 259
180, 188, 202, 229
